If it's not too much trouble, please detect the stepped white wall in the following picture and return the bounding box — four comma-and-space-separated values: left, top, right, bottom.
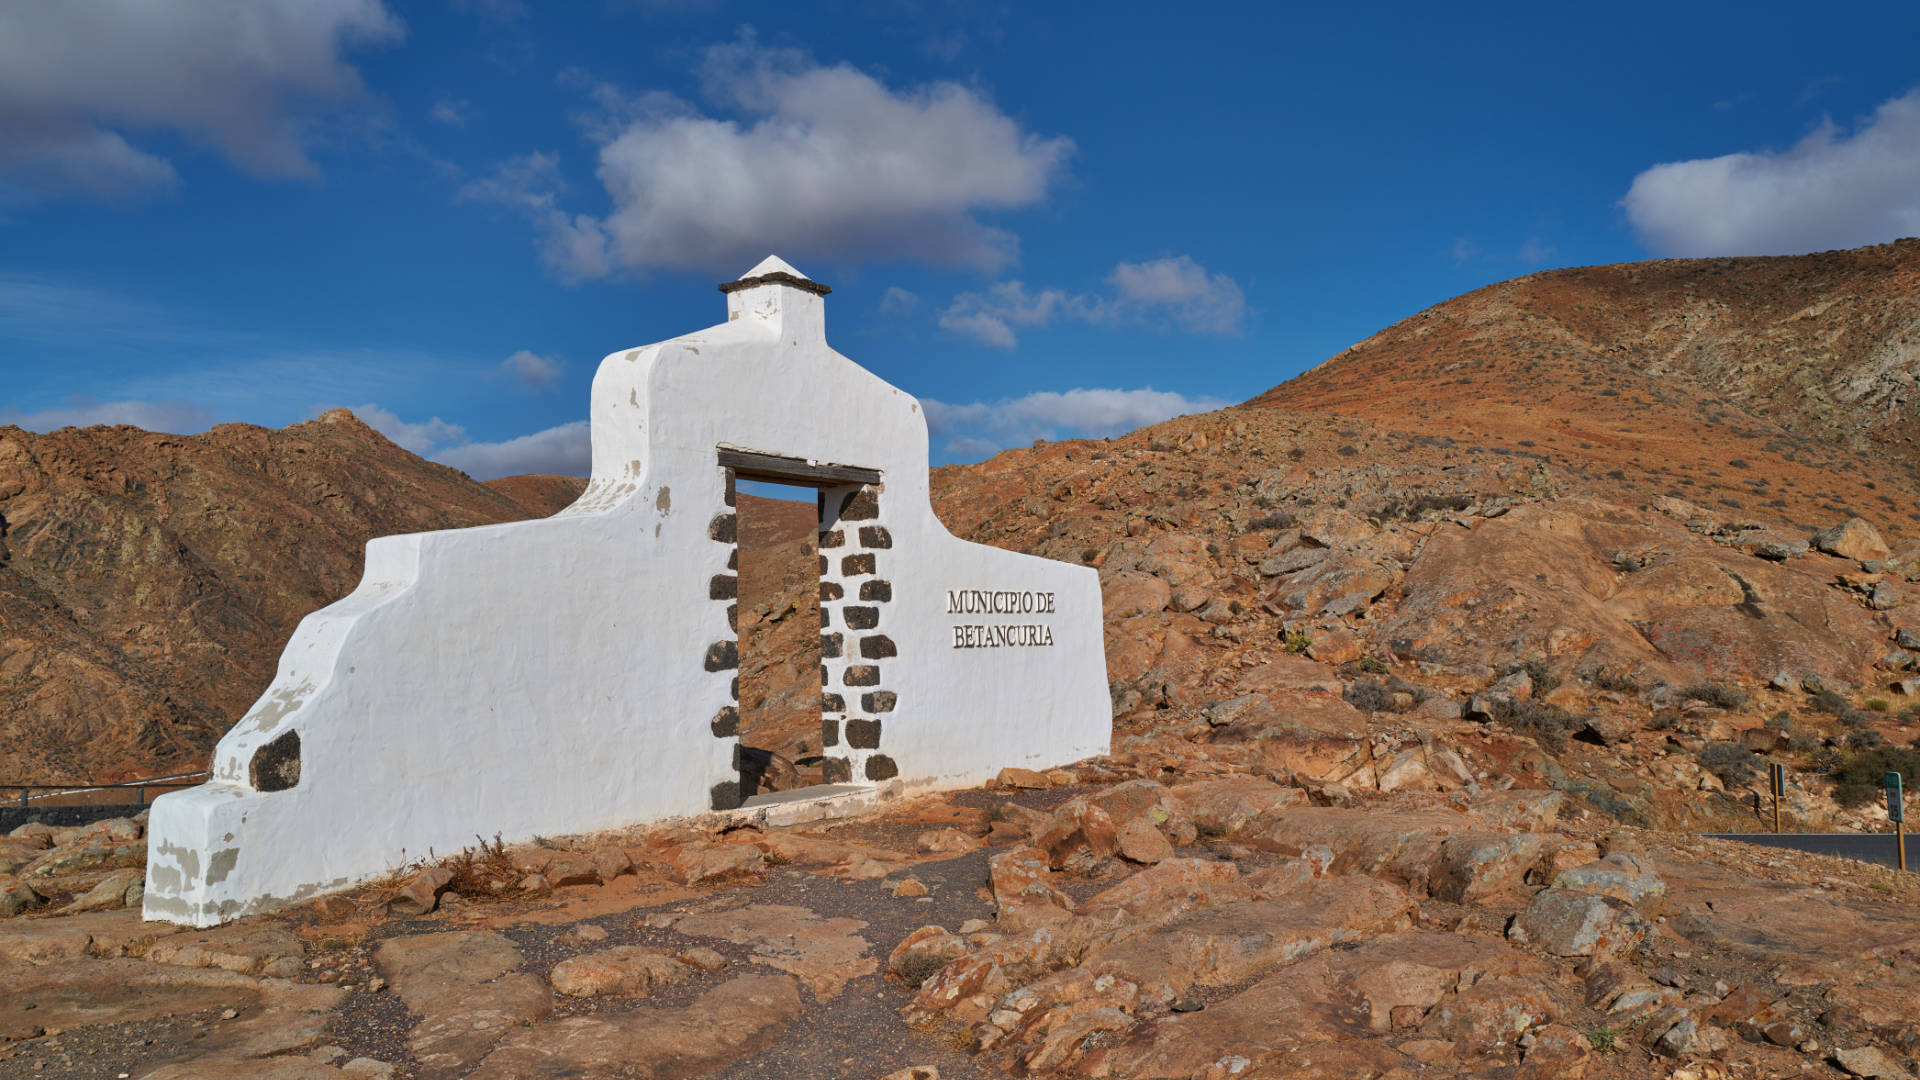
144, 260, 1110, 926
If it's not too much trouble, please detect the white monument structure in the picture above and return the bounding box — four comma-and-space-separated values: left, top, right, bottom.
143, 257, 1110, 926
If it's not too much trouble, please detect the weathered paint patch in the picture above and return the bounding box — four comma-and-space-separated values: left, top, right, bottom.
155, 840, 201, 885
205, 847, 241, 885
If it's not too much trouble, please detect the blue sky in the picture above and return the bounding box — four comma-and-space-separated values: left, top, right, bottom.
4, 2, 1920, 478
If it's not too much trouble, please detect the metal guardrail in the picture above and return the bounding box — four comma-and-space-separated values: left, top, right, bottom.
0, 770, 209, 812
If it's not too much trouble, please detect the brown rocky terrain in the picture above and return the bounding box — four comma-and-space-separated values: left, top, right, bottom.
6, 755, 1920, 1079
8, 240, 1920, 1077
0, 410, 583, 783
734, 492, 827, 793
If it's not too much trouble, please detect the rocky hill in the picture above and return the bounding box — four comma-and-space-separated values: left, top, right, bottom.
0, 410, 582, 783
9, 241, 1920, 1078
1253, 237, 1920, 529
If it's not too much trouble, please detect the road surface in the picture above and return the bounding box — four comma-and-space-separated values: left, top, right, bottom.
1704, 832, 1917, 870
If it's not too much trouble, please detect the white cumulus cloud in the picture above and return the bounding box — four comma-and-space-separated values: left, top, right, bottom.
500, 350, 562, 389
325, 403, 465, 456
939, 256, 1245, 348
878, 286, 920, 315
0, 397, 214, 434
434, 421, 591, 480
1108, 256, 1247, 335
0, 0, 404, 198
312, 403, 589, 480
520, 40, 1071, 277
1623, 89, 1920, 256
922, 387, 1228, 461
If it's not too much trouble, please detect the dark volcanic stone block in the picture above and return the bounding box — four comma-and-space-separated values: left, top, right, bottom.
839, 489, 880, 521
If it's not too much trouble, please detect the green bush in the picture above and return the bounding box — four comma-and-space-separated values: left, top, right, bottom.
1699, 742, 1760, 785
1282, 630, 1312, 654
1519, 660, 1562, 696
1501, 701, 1582, 753
1807, 689, 1849, 715
1847, 729, 1886, 750
1682, 683, 1750, 710
1344, 680, 1393, 714
1828, 746, 1920, 808
1584, 667, 1641, 694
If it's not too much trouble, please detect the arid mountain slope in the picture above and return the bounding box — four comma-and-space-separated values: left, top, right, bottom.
0, 409, 572, 782
1250, 238, 1920, 540
484, 473, 588, 517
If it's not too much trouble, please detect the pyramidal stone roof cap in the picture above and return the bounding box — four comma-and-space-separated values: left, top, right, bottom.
717, 254, 831, 296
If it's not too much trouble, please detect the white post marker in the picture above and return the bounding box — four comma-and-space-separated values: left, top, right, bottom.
143, 257, 1111, 926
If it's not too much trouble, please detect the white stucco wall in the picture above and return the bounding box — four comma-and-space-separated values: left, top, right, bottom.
144, 258, 1110, 926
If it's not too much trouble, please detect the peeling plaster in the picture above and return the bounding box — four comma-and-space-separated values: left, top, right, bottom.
205, 847, 241, 884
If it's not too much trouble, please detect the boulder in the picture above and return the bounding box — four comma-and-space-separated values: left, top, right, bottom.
989, 847, 1077, 930
1420, 975, 1561, 1057
671, 841, 765, 884
1815, 518, 1892, 562
146, 926, 307, 978
1305, 627, 1364, 665
550, 945, 688, 997
388, 866, 455, 917
1507, 889, 1650, 957
1428, 832, 1549, 904
1168, 777, 1306, 838
1032, 801, 1119, 871
543, 855, 599, 888
1113, 818, 1174, 864
63, 868, 144, 913
590, 845, 633, 883
887, 925, 969, 982
1101, 570, 1171, 618
1552, 852, 1667, 913
0, 875, 45, 917
1080, 858, 1256, 925
916, 827, 984, 854
994, 767, 1054, 790
19, 841, 144, 879
1833, 1045, 1916, 1080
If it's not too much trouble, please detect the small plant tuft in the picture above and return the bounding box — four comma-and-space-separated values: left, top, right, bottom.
1343, 680, 1393, 714
1700, 742, 1760, 785
1682, 683, 1750, 710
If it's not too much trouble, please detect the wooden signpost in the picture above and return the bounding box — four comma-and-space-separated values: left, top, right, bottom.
1770, 761, 1786, 833
1888, 771, 1907, 872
